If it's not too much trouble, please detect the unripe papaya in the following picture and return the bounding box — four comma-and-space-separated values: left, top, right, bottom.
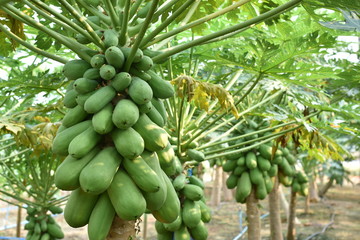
182, 199, 201, 228
111, 72, 132, 92
62, 104, 88, 128
105, 46, 125, 69
76, 91, 94, 107
245, 151, 257, 169
128, 77, 153, 104
84, 86, 116, 113
63, 89, 78, 108
99, 64, 116, 80
134, 55, 153, 71
188, 220, 208, 240
90, 54, 106, 69
112, 127, 144, 159
73, 78, 99, 94
68, 125, 102, 158
147, 70, 174, 99
79, 147, 122, 194
63, 60, 91, 80
120, 47, 143, 63
112, 99, 139, 129
138, 101, 152, 113
83, 68, 101, 80
226, 172, 238, 189
146, 106, 165, 127
103, 29, 119, 48
92, 103, 114, 134
182, 184, 203, 201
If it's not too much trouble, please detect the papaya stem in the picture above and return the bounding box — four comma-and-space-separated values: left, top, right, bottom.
152, 0, 179, 21
0, 23, 68, 64
119, 0, 131, 46
57, 0, 105, 49
123, 0, 159, 72
139, 0, 195, 49
176, 87, 187, 155
152, 0, 302, 62
129, 0, 144, 19
75, 0, 111, 24
104, 0, 122, 31
146, 0, 251, 48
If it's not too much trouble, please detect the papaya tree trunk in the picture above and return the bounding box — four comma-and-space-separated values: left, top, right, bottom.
106, 217, 136, 240
210, 166, 222, 206
246, 188, 260, 240
269, 176, 283, 240
16, 205, 22, 237
286, 189, 297, 240
279, 186, 300, 224
222, 171, 233, 201
305, 193, 310, 214
318, 178, 334, 198
309, 175, 320, 202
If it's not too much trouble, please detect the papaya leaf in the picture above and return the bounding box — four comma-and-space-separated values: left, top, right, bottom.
172, 74, 239, 118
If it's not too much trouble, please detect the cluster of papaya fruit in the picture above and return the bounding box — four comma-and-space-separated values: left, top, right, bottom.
155, 174, 210, 240
51, 26, 185, 238
24, 206, 64, 240
223, 119, 308, 203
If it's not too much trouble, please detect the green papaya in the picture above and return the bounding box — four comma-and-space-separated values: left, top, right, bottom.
187, 149, 205, 162
174, 224, 191, 240
147, 70, 174, 99
52, 120, 92, 155
128, 77, 153, 104
146, 106, 165, 127
198, 200, 211, 223
79, 147, 122, 194
157, 142, 175, 167
87, 193, 115, 240
151, 171, 181, 223
84, 86, 116, 113
182, 184, 203, 201
123, 156, 162, 192
63, 60, 91, 80
188, 220, 208, 240
245, 151, 257, 169
182, 199, 201, 228
155, 220, 169, 234
112, 99, 139, 129
141, 151, 167, 210
129, 67, 151, 81
90, 54, 106, 69
64, 188, 99, 228
222, 160, 237, 172
233, 165, 247, 176
188, 175, 205, 189
111, 72, 132, 92
83, 68, 101, 80
235, 172, 252, 203
138, 101, 152, 113
249, 167, 263, 185
112, 127, 144, 159
76, 91, 94, 107
92, 103, 114, 134
268, 164, 278, 177
48, 205, 63, 214
107, 169, 146, 220
61, 104, 88, 128
73, 78, 99, 94
63, 89, 78, 108
237, 156, 246, 166
133, 114, 168, 152
137, 1, 151, 18
257, 155, 271, 172
105, 46, 125, 69
120, 47, 143, 63
68, 125, 102, 158
103, 29, 119, 48
259, 144, 273, 160
255, 177, 267, 200
226, 172, 238, 189
151, 98, 167, 124
172, 173, 187, 191
99, 64, 116, 80
134, 55, 153, 71
164, 215, 182, 232
46, 223, 64, 239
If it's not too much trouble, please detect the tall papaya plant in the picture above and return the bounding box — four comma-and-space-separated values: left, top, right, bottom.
1, 0, 330, 239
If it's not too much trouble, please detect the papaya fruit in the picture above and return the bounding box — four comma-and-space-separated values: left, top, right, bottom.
128, 77, 153, 104
133, 114, 168, 152
99, 64, 116, 80
151, 98, 167, 124
257, 155, 271, 171
103, 29, 119, 48
61, 104, 88, 128
134, 55, 153, 71
83, 68, 101, 80
268, 164, 278, 177
141, 151, 167, 210
174, 224, 191, 240
73, 78, 99, 94
187, 149, 205, 162
147, 70, 174, 99
120, 47, 143, 63
129, 67, 151, 81
237, 156, 246, 166
226, 172, 238, 189
112, 127, 144, 159
64, 188, 99, 228
63, 89, 78, 108
259, 144, 273, 160
87, 192, 115, 240
105, 46, 125, 69
137, 1, 151, 18
233, 165, 247, 176
111, 72, 132, 92
52, 120, 92, 155
151, 171, 181, 223
63, 60, 91, 80
182, 184, 203, 201
90, 54, 106, 69
107, 169, 146, 220
172, 173, 187, 191
76, 91, 94, 107
138, 101, 153, 113
255, 177, 267, 200
235, 172, 252, 203
188, 175, 205, 189
46, 223, 64, 239
146, 106, 165, 127
112, 99, 139, 129
188, 220, 208, 240
164, 215, 182, 232
79, 147, 122, 194
222, 160, 237, 172
245, 151, 257, 169
249, 167, 263, 185
198, 200, 211, 223
84, 86, 116, 113
123, 156, 162, 193
68, 125, 102, 158
92, 103, 114, 134
157, 142, 175, 167
182, 199, 201, 228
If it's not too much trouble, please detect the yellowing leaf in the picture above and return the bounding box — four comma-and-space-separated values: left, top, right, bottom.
172, 74, 239, 118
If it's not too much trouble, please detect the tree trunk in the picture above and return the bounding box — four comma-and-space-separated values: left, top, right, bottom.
246, 188, 260, 240
309, 174, 320, 202
222, 171, 233, 202
16, 205, 22, 237
210, 166, 222, 206
269, 176, 283, 240
279, 185, 301, 225
106, 217, 136, 240
318, 178, 334, 198
286, 189, 297, 240
304, 192, 310, 214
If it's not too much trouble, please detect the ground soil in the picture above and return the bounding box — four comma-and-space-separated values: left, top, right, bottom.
1, 183, 359, 240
